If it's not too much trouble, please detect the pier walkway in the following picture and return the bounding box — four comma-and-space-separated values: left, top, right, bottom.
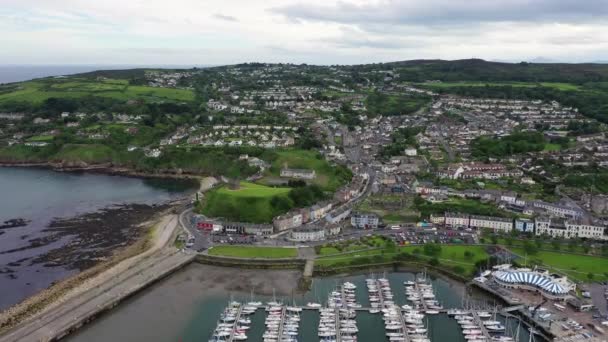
471, 311, 493, 341
0, 215, 194, 342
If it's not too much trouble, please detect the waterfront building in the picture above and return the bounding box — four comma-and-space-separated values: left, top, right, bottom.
469, 215, 513, 232
444, 212, 469, 228
350, 213, 379, 229
491, 266, 574, 300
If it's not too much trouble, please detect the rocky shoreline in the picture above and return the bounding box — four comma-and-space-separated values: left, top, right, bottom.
0, 161, 205, 181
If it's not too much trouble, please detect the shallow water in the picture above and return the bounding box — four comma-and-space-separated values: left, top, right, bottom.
0, 167, 197, 309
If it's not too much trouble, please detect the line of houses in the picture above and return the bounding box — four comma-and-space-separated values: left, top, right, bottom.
430, 212, 608, 240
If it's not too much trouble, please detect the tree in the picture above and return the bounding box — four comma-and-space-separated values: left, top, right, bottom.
423, 243, 442, 257
429, 258, 440, 267
551, 240, 561, 251
587, 273, 595, 281
463, 250, 474, 260
523, 241, 539, 256
490, 235, 498, 245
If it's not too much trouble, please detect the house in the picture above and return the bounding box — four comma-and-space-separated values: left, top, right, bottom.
290, 226, 325, 242
310, 202, 333, 220
273, 212, 304, 232
445, 212, 469, 228
351, 213, 379, 229
280, 168, 316, 180
469, 215, 513, 232
404, 147, 417, 156
514, 218, 535, 233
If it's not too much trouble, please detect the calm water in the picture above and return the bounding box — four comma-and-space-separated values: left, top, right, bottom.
67, 266, 533, 342
0, 167, 197, 309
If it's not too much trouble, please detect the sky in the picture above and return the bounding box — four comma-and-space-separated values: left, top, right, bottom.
1, 0, 608, 65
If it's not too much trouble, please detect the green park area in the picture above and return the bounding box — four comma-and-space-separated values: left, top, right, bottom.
0, 78, 194, 104
315, 242, 490, 276
208, 246, 297, 259
509, 248, 608, 282
356, 195, 419, 224
261, 149, 352, 192
417, 81, 581, 91
200, 181, 292, 223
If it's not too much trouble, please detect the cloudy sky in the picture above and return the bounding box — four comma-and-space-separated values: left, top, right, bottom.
1, 0, 607, 65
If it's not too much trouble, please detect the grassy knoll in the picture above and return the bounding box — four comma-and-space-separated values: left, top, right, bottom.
356, 194, 419, 224
316, 244, 489, 275
262, 149, 352, 191
418, 81, 581, 91
208, 246, 297, 259
0, 78, 195, 104
543, 143, 562, 152
510, 248, 608, 282
26, 135, 55, 142
200, 181, 292, 223
52, 144, 115, 164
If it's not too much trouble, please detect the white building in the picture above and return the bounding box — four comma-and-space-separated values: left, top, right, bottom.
445, 212, 469, 227
404, 148, 418, 156
351, 213, 379, 229
469, 215, 513, 232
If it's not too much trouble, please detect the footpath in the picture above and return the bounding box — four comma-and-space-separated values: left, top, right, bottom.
0, 214, 194, 342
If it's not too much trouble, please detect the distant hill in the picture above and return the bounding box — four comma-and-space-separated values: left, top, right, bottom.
347, 58, 608, 83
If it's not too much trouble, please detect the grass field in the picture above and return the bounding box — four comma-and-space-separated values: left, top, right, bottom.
418, 81, 581, 91
200, 181, 292, 223
216, 181, 291, 198
543, 143, 562, 152
0, 78, 195, 104
52, 144, 115, 164
208, 246, 297, 259
510, 248, 608, 282
262, 149, 350, 191
26, 135, 55, 142
316, 244, 489, 274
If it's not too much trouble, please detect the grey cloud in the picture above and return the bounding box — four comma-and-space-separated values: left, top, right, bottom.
272, 0, 608, 26
323, 36, 425, 50
213, 13, 238, 22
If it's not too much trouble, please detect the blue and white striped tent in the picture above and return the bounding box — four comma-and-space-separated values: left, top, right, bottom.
494, 271, 568, 295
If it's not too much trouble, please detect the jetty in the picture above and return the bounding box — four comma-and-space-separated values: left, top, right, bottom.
471, 311, 493, 341
0, 215, 194, 342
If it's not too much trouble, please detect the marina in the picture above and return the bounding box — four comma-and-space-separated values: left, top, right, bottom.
207, 273, 533, 342
65, 267, 536, 342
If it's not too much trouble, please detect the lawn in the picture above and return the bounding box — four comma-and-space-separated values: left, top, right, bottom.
26, 135, 54, 142
200, 181, 292, 223
262, 149, 351, 191
52, 144, 115, 164
0, 78, 195, 104
418, 81, 581, 91
543, 143, 562, 152
316, 244, 489, 274
509, 248, 608, 282
216, 181, 291, 198
208, 246, 297, 259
